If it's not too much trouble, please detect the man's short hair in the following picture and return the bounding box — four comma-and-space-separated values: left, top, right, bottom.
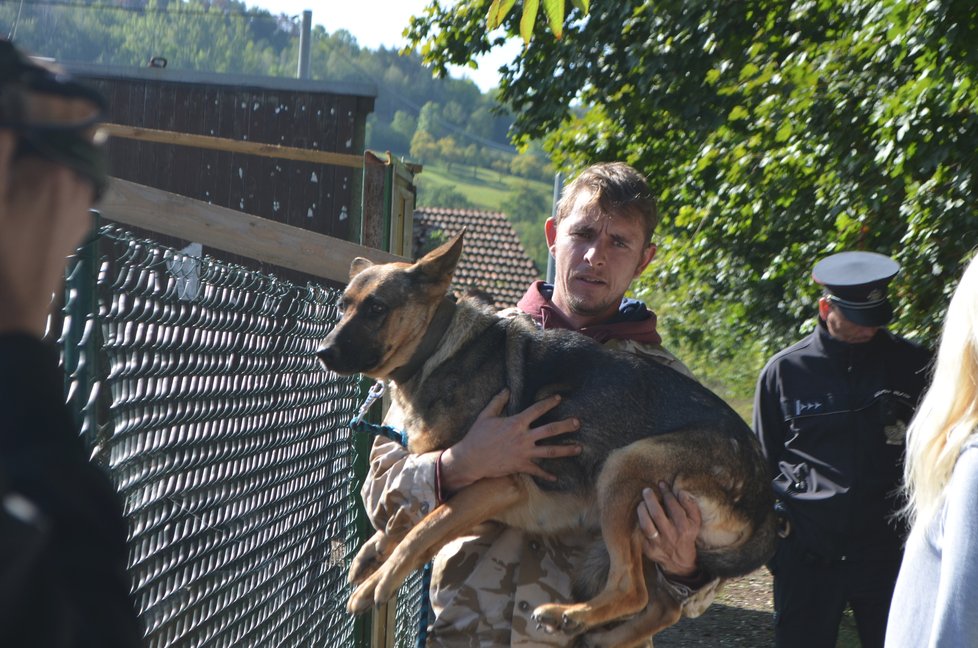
554, 162, 659, 243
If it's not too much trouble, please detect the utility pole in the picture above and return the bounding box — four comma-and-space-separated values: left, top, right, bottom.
297, 10, 312, 79
546, 171, 564, 283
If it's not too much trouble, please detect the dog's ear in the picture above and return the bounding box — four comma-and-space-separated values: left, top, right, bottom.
415, 232, 464, 288
349, 257, 374, 280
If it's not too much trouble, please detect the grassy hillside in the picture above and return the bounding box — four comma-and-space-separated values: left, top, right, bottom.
416, 162, 552, 210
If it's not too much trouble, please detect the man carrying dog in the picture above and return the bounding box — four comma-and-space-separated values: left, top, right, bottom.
362, 162, 719, 645
753, 252, 931, 648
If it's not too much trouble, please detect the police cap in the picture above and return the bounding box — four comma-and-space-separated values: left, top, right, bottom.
812, 251, 899, 327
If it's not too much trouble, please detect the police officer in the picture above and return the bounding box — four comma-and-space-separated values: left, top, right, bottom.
753, 251, 931, 648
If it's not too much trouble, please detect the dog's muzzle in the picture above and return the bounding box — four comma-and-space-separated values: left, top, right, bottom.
315, 344, 338, 370
315, 341, 370, 376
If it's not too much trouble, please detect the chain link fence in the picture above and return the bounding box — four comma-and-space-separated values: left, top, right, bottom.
56, 224, 425, 647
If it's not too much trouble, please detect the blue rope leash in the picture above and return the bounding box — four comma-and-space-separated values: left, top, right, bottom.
349, 380, 430, 646
348, 417, 409, 447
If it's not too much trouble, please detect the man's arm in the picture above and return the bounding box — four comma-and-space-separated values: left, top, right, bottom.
360, 436, 442, 534
637, 482, 720, 615
361, 390, 580, 532
752, 365, 786, 477
439, 390, 581, 494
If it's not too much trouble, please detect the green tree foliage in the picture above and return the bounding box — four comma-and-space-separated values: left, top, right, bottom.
390, 110, 418, 143
509, 149, 552, 182
462, 143, 480, 178
438, 135, 461, 171
407, 0, 978, 356
487, 0, 590, 43
417, 101, 446, 140
503, 181, 550, 222
410, 129, 440, 162
502, 181, 551, 269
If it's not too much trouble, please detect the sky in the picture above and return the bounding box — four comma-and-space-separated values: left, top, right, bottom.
246, 0, 520, 93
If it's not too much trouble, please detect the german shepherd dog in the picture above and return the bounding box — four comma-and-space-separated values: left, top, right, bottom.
317, 234, 776, 647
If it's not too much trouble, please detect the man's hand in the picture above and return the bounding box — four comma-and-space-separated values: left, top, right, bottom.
0, 130, 95, 337
439, 389, 581, 495
637, 482, 702, 579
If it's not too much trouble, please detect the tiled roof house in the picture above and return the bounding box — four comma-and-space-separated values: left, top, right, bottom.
413, 207, 542, 309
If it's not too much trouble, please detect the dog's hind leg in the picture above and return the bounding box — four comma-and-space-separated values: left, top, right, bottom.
347, 475, 527, 614
534, 439, 683, 635
533, 523, 648, 636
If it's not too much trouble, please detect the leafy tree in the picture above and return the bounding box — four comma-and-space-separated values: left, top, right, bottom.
407, 0, 978, 357
442, 100, 467, 129
468, 106, 493, 140
417, 101, 445, 140
509, 150, 550, 182
503, 181, 550, 224
438, 135, 460, 171
367, 117, 410, 156
410, 129, 440, 162
490, 157, 511, 179
462, 143, 480, 178
510, 219, 548, 274
390, 110, 418, 143
502, 181, 551, 269
486, 0, 590, 43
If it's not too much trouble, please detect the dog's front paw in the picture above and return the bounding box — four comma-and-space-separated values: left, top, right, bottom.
373, 561, 412, 606
532, 604, 586, 636
348, 545, 383, 585
347, 577, 379, 615
347, 565, 403, 615
531, 604, 562, 634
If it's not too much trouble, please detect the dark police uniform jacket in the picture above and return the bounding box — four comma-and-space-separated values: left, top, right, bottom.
753, 321, 931, 561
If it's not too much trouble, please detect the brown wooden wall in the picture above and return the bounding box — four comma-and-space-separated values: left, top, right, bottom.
67, 65, 376, 284
72, 65, 374, 244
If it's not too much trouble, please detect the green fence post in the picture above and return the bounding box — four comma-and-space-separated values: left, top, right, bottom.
62, 212, 100, 446
349, 377, 382, 647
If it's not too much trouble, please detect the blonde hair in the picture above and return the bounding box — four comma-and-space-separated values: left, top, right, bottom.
903, 252, 978, 530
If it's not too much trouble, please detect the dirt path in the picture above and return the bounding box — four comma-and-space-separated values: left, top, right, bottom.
653, 569, 775, 647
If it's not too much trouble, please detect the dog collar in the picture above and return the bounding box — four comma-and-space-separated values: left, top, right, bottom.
388, 297, 457, 384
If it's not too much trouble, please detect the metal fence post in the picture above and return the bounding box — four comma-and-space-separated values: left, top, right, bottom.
61, 211, 101, 447
547, 172, 564, 284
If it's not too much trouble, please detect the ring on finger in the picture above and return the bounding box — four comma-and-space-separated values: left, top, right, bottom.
649, 531, 659, 540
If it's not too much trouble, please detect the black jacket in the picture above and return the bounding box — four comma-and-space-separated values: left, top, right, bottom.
753, 321, 931, 560
0, 334, 143, 647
